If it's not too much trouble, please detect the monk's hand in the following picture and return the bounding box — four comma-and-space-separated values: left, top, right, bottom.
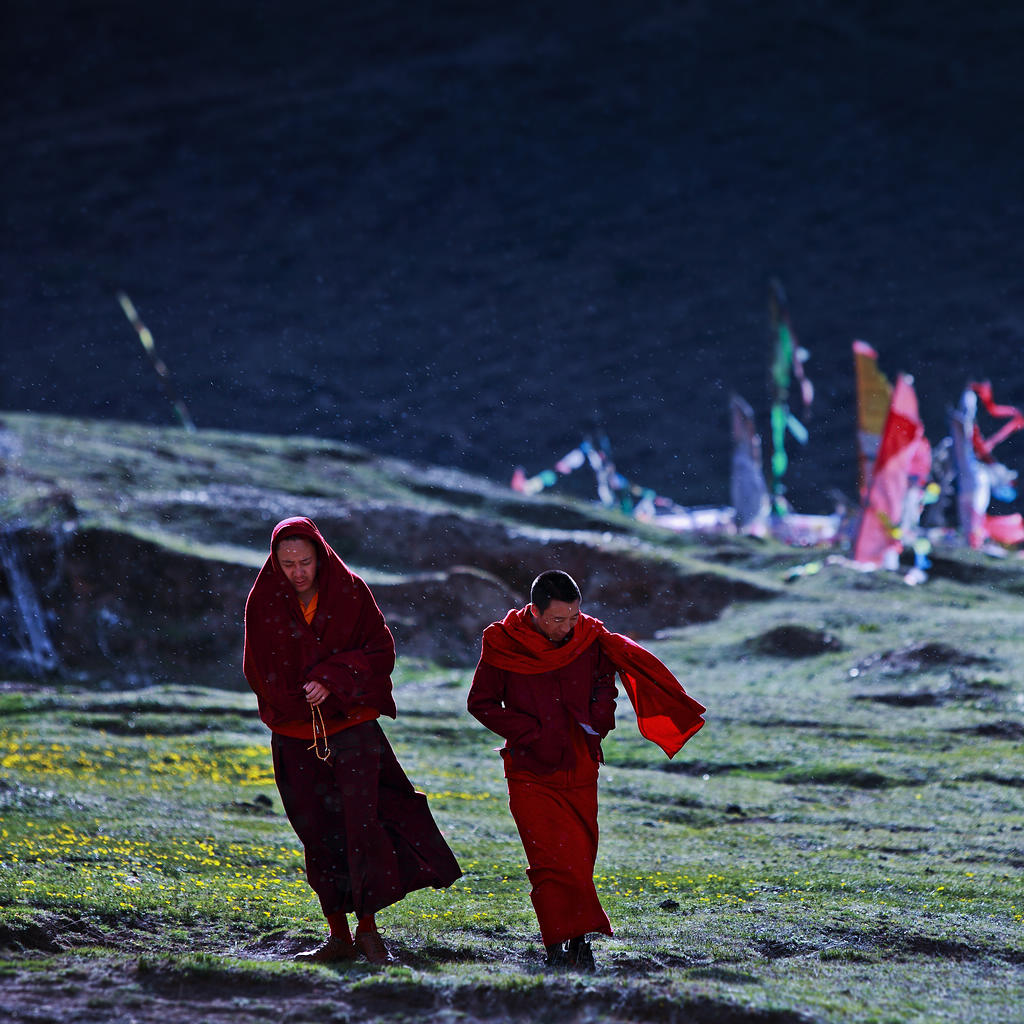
303, 680, 330, 706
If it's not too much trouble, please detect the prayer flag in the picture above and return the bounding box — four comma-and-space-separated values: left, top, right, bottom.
853, 374, 931, 566
729, 394, 770, 534
853, 341, 893, 500
768, 280, 813, 512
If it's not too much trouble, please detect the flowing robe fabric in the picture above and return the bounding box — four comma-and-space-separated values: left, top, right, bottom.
243, 517, 461, 918
475, 608, 705, 758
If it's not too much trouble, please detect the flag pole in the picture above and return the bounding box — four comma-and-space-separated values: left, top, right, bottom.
116, 292, 196, 433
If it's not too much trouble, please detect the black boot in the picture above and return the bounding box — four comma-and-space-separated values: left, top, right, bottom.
545, 941, 570, 968
566, 935, 595, 970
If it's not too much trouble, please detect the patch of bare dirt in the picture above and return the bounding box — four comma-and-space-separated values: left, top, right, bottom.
853, 673, 1007, 709
852, 642, 991, 677
0, 914, 821, 1024
750, 624, 843, 658
951, 720, 1024, 740
0, 952, 820, 1024
1, 515, 775, 681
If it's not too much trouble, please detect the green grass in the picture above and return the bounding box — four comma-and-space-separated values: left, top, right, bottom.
2, 559, 1023, 1024
3, 414, 1018, 1024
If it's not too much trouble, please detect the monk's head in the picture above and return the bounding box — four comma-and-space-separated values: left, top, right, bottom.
529, 570, 581, 643
275, 535, 319, 601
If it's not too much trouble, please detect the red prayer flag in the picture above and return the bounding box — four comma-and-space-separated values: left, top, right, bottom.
853, 374, 931, 567
984, 513, 1024, 547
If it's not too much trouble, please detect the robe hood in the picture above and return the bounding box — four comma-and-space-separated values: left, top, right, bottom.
243, 517, 397, 735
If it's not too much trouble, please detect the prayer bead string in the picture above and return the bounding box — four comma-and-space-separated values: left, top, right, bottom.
308, 703, 331, 762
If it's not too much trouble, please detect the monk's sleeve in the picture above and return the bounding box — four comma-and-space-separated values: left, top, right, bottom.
242, 621, 263, 698
307, 581, 397, 716
589, 646, 617, 737
242, 600, 301, 723
467, 660, 541, 746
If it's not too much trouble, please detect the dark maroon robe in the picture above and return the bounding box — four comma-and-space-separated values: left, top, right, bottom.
244, 517, 462, 919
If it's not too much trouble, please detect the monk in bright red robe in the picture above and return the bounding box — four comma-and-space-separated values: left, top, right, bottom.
468, 570, 705, 970
244, 517, 462, 964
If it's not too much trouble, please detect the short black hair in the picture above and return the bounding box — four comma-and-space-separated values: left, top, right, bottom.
530, 570, 581, 612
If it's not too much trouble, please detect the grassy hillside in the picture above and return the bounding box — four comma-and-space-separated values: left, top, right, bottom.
1, 413, 1022, 1023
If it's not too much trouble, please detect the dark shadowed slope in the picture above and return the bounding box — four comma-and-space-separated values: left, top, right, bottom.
3, 0, 1023, 512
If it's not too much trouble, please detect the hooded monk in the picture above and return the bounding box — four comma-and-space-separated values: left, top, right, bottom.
243, 517, 462, 964
467, 569, 705, 970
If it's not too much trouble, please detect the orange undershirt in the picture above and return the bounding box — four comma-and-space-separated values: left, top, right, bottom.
301, 592, 319, 623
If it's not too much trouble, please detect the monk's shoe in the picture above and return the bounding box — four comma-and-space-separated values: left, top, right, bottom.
293, 934, 358, 963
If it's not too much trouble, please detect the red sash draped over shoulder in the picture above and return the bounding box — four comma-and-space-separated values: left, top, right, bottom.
243, 516, 397, 737
480, 607, 705, 758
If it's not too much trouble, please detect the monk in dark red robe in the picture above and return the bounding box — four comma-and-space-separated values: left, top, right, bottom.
468, 570, 705, 970
244, 517, 462, 963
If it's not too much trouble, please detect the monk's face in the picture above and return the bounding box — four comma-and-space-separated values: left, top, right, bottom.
530, 599, 580, 643
276, 537, 318, 600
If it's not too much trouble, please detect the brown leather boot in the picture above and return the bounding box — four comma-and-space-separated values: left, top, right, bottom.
293, 934, 358, 963
354, 930, 395, 965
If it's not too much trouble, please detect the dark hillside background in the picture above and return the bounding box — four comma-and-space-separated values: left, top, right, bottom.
3, 0, 1023, 513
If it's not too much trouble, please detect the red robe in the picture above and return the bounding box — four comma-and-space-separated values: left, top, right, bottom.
468, 607, 705, 947
468, 639, 617, 776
